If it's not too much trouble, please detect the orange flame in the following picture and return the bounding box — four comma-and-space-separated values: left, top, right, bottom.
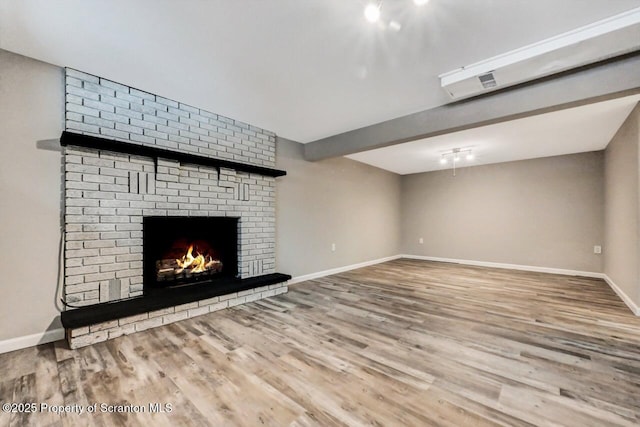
176, 245, 217, 274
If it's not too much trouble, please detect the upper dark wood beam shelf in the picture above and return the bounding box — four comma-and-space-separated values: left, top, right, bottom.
60, 131, 287, 177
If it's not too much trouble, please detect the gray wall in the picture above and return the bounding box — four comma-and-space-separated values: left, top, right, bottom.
604, 104, 640, 307
0, 50, 64, 341
276, 138, 401, 277
401, 152, 605, 272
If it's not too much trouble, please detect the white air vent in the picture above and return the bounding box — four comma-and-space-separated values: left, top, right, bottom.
439, 7, 640, 100
478, 72, 497, 89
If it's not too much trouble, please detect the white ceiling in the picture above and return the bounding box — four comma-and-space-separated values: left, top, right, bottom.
347, 94, 640, 175
1, 0, 640, 143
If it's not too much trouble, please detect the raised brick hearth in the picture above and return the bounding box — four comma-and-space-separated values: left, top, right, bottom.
65, 283, 287, 349
62, 69, 288, 348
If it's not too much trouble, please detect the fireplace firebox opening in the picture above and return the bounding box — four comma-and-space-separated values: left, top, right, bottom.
143, 216, 239, 294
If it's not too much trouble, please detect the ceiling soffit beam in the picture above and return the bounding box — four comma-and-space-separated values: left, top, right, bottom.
303, 53, 640, 161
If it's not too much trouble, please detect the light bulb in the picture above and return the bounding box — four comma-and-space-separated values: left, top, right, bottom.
440, 157, 447, 164
364, 3, 381, 23
466, 153, 474, 161
414, 0, 429, 5
453, 155, 460, 162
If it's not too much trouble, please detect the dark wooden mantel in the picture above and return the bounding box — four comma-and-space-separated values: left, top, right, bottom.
60, 131, 287, 177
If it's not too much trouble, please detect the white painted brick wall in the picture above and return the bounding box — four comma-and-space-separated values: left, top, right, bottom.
64, 69, 278, 305
65, 68, 275, 166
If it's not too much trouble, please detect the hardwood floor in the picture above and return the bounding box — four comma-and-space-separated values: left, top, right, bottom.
2, 259, 640, 426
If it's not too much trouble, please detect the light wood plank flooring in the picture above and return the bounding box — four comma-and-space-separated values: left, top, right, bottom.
2, 259, 640, 426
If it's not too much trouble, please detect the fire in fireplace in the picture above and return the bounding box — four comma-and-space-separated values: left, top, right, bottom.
143, 217, 239, 293
157, 240, 223, 281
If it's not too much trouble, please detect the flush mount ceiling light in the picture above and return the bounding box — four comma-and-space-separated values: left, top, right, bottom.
439, 148, 474, 176
413, 0, 430, 5
364, 3, 381, 23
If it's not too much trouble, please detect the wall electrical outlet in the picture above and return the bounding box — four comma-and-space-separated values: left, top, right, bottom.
331, 243, 336, 252
419, 237, 424, 244
594, 245, 602, 254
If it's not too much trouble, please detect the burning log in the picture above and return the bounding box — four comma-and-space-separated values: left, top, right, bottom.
156, 244, 223, 281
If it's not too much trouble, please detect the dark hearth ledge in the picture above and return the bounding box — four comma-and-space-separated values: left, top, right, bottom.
61, 273, 291, 329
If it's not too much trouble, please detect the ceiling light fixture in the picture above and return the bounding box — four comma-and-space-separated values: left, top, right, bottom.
364, 1, 426, 27
364, 3, 381, 23
439, 148, 474, 176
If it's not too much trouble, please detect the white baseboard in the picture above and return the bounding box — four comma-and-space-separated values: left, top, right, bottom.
288, 253, 604, 284
602, 274, 640, 316
288, 255, 402, 284
0, 328, 65, 355
401, 254, 604, 278
402, 254, 640, 316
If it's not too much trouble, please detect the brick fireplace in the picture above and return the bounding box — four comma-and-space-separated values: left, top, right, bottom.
60, 69, 289, 348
